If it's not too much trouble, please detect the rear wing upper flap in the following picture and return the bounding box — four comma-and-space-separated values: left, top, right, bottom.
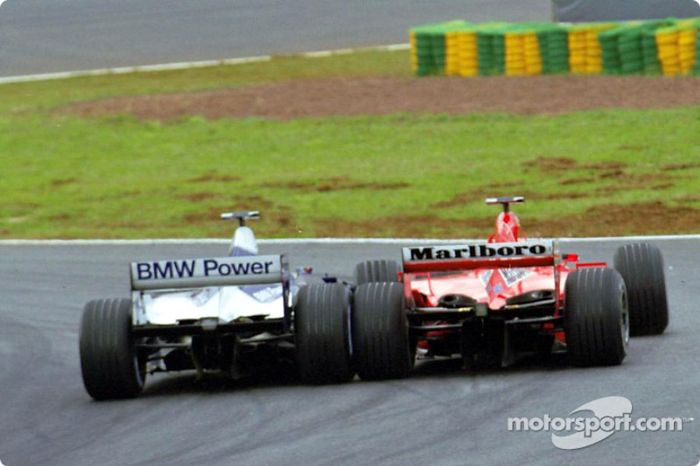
131, 254, 286, 291
402, 240, 559, 272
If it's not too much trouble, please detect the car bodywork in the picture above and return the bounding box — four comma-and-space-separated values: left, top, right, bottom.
80, 211, 356, 400
397, 197, 640, 368
129, 212, 297, 377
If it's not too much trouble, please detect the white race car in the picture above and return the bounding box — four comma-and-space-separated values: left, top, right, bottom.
79, 211, 353, 400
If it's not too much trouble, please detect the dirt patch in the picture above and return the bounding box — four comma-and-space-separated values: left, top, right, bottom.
527, 157, 628, 174
529, 156, 578, 172
316, 201, 700, 237
597, 169, 627, 179
529, 201, 700, 237
188, 173, 241, 183
431, 189, 587, 209
662, 162, 700, 171
559, 177, 596, 185
50, 178, 77, 188
180, 192, 220, 202
185, 202, 294, 237
267, 176, 410, 192
528, 156, 682, 193
582, 161, 627, 171
595, 172, 682, 193
60, 75, 700, 121
183, 196, 277, 225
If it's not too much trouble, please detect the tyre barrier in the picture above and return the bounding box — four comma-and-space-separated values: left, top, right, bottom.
411, 17, 700, 77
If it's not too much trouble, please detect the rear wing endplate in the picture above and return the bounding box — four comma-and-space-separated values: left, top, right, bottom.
402, 240, 559, 273
131, 254, 285, 291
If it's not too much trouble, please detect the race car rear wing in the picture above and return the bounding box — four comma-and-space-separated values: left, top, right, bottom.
402, 240, 559, 273
130, 255, 285, 291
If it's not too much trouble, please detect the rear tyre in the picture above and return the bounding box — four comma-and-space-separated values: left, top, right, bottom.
565, 268, 629, 367
613, 243, 669, 336
80, 298, 146, 400
295, 283, 354, 384
354, 260, 401, 285
353, 282, 413, 380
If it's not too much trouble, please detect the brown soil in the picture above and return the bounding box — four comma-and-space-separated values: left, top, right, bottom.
662, 162, 700, 171
50, 177, 78, 187
315, 202, 700, 238
62, 75, 700, 120
264, 176, 410, 192
187, 173, 241, 183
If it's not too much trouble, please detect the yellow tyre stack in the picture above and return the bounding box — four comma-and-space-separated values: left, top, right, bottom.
410, 18, 700, 78
410, 30, 418, 74
505, 31, 526, 76
656, 27, 682, 76
568, 23, 615, 74
443, 22, 479, 77
456, 30, 479, 77
524, 31, 544, 75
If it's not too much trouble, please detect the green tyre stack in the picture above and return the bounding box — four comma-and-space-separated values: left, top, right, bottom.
536, 25, 569, 74
413, 27, 434, 76
642, 28, 663, 75
618, 26, 644, 75
600, 27, 622, 75
430, 27, 447, 75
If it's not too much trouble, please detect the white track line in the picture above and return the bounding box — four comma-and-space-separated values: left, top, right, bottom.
0, 43, 410, 85
1, 235, 700, 246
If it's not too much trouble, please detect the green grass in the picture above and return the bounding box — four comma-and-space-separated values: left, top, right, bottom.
1, 50, 700, 238
0, 50, 410, 114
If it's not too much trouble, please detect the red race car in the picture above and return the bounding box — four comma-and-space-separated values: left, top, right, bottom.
350, 196, 669, 380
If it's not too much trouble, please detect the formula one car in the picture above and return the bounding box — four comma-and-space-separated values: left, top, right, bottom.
79, 211, 353, 400
350, 196, 669, 379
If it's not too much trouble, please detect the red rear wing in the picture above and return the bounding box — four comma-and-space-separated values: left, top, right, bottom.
402, 240, 559, 273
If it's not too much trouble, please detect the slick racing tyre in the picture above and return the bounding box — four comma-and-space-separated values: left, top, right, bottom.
354, 260, 401, 285
353, 282, 413, 380
565, 268, 629, 367
80, 298, 146, 400
613, 243, 669, 336
295, 283, 354, 384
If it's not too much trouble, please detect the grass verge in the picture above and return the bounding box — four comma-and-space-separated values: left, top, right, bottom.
1, 50, 699, 238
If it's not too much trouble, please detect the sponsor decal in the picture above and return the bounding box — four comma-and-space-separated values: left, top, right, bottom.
130, 255, 284, 290
507, 396, 694, 450
403, 240, 553, 262
134, 258, 275, 281
499, 268, 532, 287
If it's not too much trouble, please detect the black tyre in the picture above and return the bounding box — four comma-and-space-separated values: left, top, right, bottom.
295, 283, 354, 384
79, 298, 146, 400
353, 282, 413, 380
613, 243, 669, 336
354, 260, 401, 285
565, 268, 629, 367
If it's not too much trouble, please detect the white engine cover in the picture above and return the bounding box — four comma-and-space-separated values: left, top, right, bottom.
137, 284, 285, 325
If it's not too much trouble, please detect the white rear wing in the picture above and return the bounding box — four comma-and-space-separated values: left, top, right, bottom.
402, 240, 558, 273
131, 255, 285, 291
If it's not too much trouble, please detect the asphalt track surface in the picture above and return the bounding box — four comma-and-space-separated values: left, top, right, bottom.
0, 239, 698, 465
0, 0, 551, 77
